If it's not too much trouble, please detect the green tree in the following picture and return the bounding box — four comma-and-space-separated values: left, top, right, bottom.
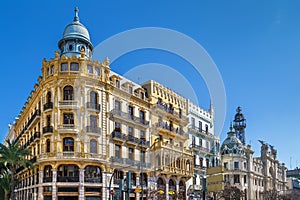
0, 170, 11, 200
0, 140, 32, 200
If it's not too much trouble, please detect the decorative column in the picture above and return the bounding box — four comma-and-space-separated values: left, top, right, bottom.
52, 168, 57, 200
136, 174, 140, 200
38, 170, 43, 200
79, 168, 85, 200
166, 182, 169, 200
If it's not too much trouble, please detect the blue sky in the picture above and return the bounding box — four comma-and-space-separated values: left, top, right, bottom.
0, 0, 300, 169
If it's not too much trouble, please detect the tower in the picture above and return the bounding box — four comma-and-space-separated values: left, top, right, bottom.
233, 106, 246, 145
58, 7, 94, 58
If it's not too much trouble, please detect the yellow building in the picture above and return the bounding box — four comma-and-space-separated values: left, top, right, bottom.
142, 80, 193, 200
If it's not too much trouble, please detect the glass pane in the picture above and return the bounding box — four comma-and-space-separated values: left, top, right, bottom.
70, 63, 79, 71
87, 65, 93, 74
61, 63, 68, 71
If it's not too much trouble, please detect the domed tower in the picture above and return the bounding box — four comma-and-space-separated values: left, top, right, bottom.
233, 106, 246, 145
221, 124, 244, 155
58, 7, 93, 58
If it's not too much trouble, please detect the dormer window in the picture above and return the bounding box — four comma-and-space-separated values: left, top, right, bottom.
70, 62, 79, 71
61, 63, 68, 71
128, 86, 133, 94
140, 92, 144, 99
116, 80, 120, 88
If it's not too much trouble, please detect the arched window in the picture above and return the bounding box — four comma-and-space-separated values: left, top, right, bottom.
46, 139, 50, 153
63, 86, 74, 100
46, 92, 51, 103
84, 166, 102, 183
43, 165, 52, 183
90, 139, 97, 154
176, 158, 181, 168
63, 137, 74, 152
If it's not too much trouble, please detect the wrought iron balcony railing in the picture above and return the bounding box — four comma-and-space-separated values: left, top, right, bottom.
86, 102, 101, 111
43, 102, 53, 110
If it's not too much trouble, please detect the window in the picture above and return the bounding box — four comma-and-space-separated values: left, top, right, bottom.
61, 63, 68, 71
192, 136, 195, 145
225, 175, 230, 183
199, 139, 202, 146
115, 80, 120, 88
46, 139, 50, 153
46, 115, 51, 126
128, 106, 134, 119
90, 115, 97, 128
87, 65, 93, 74
128, 86, 133, 94
140, 130, 145, 139
114, 100, 121, 111
128, 126, 134, 136
47, 92, 51, 103
244, 175, 247, 184
140, 110, 145, 123
199, 121, 202, 132
63, 113, 74, 125
234, 162, 239, 169
70, 62, 79, 71
63, 86, 74, 100
205, 124, 208, 133
244, 162, 247, 170
90, 91, 98, 104
176, 158, 181, 168
95, 67, 100, 76
115, 122, 121, 131
128, 148, 134, 160
63, 138, 74, 151
51, 65, 54, 74
191, 117, 195, 128
224, 162, 228, 169
234, 174, 240, 184
115, 145, 121, 158
141, 150, 146, 163
90, 139, 97, 153
140, 92, 144, 99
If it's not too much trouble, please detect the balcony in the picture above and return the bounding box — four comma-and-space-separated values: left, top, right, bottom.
43, 177, 52, 183
86, 102, 101, 112
86, 126, 101, 134
156, 122, 188, 138
190, 144, 210, 153
154, 103, 189, 122
43, 102, 53, 111
189, 125, 216, 140
58, 124, 78, 133
57, 176, 79, 182
110, 156, 124, 164
59, 101, 78, 109
85, 177, 102, 183
111, 131, 126, 142
110, 109, 149, 127
43, 126, 53, 134
139, 138, 150, 148
126, 134, 139, 145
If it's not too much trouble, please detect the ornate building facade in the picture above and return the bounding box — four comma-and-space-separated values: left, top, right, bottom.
208, 107, 288, 200
7, 8, 202, 200
186, 100, 220, 200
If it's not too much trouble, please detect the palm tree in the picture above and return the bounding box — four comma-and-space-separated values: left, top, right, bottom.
0, 140, 32, 200
0, 170, 11, 200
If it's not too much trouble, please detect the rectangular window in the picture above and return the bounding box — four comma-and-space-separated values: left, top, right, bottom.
63, 113, 74, 125
128, 148, 134, 160
205, 124, 209, 133
90, 115, 97, 128
199, 121, 202, 132
128, 126, 133, 136
225, 175, 230, 183
95, 67, 100, 76
115, 122, 121, 131
70, 62, 79, 71
191, 117, 195, 128
140, 130, 145, 139
140, 92, 144, 99
234, 162, 239, 170
141, 150, 146, 163
139, 110, 145, 123
61, 63, 68, 71
192, 136, 195, 145
234, 175, 240, 184
128, 86, 133, 94
87, 65, 93, 74
244, 175, 247, 184
115, 145, 121, 158
114, 100, 121, 111
128, 106, 134, 119
116, 80, 120, 88
224, 162, 228, 169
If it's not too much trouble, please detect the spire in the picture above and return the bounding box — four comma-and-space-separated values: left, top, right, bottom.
74, 7, 79, 22
230, 122, 233, 131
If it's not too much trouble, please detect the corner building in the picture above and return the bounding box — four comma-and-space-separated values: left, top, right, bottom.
9, 8, 214, 200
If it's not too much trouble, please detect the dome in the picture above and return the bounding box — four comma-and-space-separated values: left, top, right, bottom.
221, 126, 244, 155
58, 7, 93, 58
61, 20, 90, 43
